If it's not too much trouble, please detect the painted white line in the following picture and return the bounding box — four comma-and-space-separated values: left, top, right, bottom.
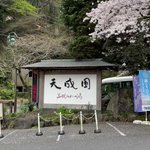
56, 134, 61, 142
106, 122, 126, 136
0, 130, 17, 142
56, 126, 64, 142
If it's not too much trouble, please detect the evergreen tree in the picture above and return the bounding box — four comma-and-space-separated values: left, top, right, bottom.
61, 0, 105, 59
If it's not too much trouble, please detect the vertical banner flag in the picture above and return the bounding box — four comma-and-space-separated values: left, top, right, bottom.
139, 70, 150, 111
32, 71, 38, 102
133, 76, 142, 112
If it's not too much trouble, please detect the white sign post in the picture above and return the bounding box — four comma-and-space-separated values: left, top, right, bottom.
36, 113, 43, 136
0, 103, 3, 120
0, 103, 4, 138
94, 110, 101, 133
44, 74, 97, 107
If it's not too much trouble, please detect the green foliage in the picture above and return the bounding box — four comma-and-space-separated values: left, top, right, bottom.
103, 31, 150, 74
0, 89, 14, 99
56, 106, 74, 115
20, 102, 36, 112
17, 92, 29, 99
61, 0, 150, 73
20, 104, 29, 113
38, 106, 79, 125
0, 70, 14, 100
61, 0, 98, 35
0, 0, 38, 45
0, 70, 11, 84
61, 0, 104, 58
9, 0, 38, 16
33, 108, 43, 113
69, 36, 104, 59
56, 106, 77, 121
7, 112, 24, 119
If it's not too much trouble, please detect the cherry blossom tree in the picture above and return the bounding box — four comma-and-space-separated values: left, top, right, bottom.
84, 0, 150, 43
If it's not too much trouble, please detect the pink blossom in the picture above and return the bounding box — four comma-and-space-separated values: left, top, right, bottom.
85, 0, 150, 41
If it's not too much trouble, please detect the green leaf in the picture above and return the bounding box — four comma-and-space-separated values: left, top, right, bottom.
8, 0, 38, 16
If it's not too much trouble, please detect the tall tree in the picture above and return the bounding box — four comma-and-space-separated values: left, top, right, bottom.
0, 33, 69, 90
85, 0, 150, 42
0, 0, 38, 46
28, 0, 59, 24
0, 0, 70, 94
85, 0, 150, 73
61, 0, 105, 59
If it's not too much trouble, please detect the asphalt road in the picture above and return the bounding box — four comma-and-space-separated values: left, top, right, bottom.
0, 122, 150, 150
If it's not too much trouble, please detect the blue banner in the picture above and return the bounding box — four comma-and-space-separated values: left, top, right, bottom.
139, 70, 150, 111
133, 76, 142, 112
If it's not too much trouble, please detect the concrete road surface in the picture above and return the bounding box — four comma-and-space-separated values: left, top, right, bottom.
0, 122, 150, 150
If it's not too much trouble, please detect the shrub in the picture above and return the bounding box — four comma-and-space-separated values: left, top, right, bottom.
0, 88, 14, 99
56, 106, 74, 115
20, 102, 36, 113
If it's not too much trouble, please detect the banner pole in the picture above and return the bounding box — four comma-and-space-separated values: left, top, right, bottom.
145, 111, 148, 122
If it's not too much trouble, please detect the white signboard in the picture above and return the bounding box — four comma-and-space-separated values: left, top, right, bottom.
0, 103, 3, 120
44, 74, 97, 105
